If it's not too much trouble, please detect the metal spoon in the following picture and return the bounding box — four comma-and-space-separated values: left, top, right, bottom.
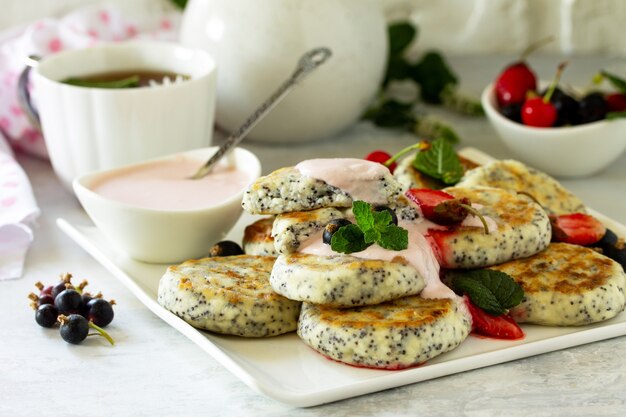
189, 47, 332, 180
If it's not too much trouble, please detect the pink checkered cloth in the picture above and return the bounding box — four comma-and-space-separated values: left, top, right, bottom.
0, 4, 180, 279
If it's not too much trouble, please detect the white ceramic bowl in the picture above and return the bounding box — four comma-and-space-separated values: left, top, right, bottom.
73, 147, 261, 264
481, 83, 626, 177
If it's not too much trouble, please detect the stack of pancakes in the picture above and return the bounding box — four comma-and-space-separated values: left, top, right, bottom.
157, 157, 626, 370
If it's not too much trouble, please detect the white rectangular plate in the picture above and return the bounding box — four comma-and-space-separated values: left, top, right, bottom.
57, 147, 626, 407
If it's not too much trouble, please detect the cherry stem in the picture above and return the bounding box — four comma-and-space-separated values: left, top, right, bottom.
520, 36, 555, 61
543, 62, 568, 104
88, 322, 115, 346
384, 141, 429, 167
459, 203, 489, 235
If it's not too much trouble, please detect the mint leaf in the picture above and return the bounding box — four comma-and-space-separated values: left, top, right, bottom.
448, 269, 524, 316
353, 200, 375, 231
330, 224, 371, 254
600, 70, 626, 93
378, 225, 409, 250
331, 201, 409, 254
63, 75, 140, 89
412, 137, 463, 185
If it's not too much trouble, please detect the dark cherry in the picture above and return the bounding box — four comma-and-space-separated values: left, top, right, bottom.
579, 92, 607, 124
500, 103, 522, 123
544, 87, 580, 126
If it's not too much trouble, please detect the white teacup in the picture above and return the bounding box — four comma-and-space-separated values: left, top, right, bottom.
22, 41, 216, 188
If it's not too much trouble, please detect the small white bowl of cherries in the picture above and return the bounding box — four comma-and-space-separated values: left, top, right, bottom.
482, 43, 626, 177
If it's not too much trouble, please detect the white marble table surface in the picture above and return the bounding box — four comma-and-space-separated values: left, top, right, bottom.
3, 56, 626, 416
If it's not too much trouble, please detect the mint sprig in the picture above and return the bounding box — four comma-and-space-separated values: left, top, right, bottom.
447, 269, 524, 316
331, 201, 408, 254
412, 137, 464, 185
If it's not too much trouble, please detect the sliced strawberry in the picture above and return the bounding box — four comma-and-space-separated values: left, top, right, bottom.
364, 150, 397, 173
405, 188, 456, 220
550, 213, 606, 246
465, 298, 524, 340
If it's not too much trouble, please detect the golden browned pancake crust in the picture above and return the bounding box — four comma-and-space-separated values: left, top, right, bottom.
489, 243, 626, 326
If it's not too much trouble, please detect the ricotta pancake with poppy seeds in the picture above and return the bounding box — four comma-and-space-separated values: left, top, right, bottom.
457, 159, 586, 215
241, 159, 403, 215
157, 255, 300, 337
242, 217, 278, 256
270, 252, 426, 307
428, 186, 551, 269
297, 296, 472, 369
489, 243, 626, 326
272, 207, 345, 254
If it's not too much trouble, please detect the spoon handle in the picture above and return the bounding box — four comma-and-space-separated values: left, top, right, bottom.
190, 47, 332, 180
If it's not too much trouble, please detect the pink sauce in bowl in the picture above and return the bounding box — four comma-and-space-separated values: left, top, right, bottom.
73, 147, 261, 263
89, 156, 252, 211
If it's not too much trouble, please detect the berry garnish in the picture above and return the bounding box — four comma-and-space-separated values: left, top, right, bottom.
36, 304, 59, 328
323, 219, 352, 245
405, 188, 489, 233
51, 273, 73, 298
209, 241, 244, 257
364, 150, 397, 173
86, 298, 116, 327
521, 62, 567, 128
364, 142, 427, 174
465, 299, 524, 340
579, 92, 608, 124
39, 294, 55, 306
595, 229, 626, 269
54, 288, 84, 315
550, 213, 606, 246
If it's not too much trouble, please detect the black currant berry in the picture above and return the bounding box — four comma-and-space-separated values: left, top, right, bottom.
323, 219, 352, 245
38, 294, 55, 306
209, 240, 244, 257
59, 314, 89, 344
55, 289, 83, 315
35, 304, 59, 328
86, 299, 115, 327
374, 205, 398, 225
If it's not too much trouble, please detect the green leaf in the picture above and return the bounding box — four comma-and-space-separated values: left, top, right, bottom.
63, 75, 140, 89
330, 224, 371, 254
600, 70, 626, 93
363, 99, 415, 128
372, 209, 393, 229
410, 51, 458, 104
448, 269, 524, 316
169, 0, 188, 9
352, 200, 375, 231
388, 22, 417, 56
378, 225, 409, 250
606, 110, 626, 120
412, 137, 464, 185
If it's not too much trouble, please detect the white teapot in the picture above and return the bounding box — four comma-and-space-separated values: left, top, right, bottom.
179, 0, 387, 142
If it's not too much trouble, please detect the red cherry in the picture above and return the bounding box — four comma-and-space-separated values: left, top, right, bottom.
364, 150, 397, 173
605, 93, 626, 112
521, 97, 557, 127
495, 62, 537, 107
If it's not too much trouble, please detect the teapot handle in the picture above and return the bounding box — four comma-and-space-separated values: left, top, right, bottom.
17, 55, 42, 131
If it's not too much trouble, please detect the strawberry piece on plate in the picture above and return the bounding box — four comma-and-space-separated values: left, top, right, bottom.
465, 298, 524, 340
405, 188, 456, 221
550, 213, 606, 246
